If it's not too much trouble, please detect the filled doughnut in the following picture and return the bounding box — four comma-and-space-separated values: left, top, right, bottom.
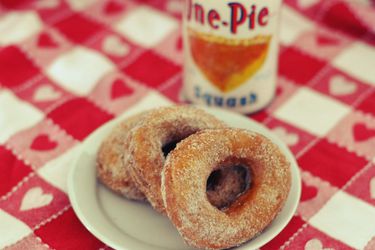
161, 128, 291, 249
97, 113, 146, 201
126, 106, 226, 213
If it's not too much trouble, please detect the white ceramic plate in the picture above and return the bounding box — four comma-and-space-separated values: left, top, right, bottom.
68, 107, 301, 250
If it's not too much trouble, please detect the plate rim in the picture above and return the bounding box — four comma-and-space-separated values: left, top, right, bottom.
68, 106, 301, 250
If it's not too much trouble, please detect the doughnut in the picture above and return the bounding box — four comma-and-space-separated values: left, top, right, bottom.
161, 128, 291, 249
97, 113, 147, 201
126, 106, 226, 213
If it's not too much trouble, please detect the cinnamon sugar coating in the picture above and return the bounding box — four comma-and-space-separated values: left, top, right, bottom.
126, 106, 226, 214
97, 113, 146, 201
162, 128, 291, 249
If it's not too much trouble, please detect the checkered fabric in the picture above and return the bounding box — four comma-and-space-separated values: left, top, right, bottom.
0, 0, 374, 249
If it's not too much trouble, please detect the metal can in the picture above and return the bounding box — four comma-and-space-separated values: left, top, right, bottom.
183, 0, 282, 113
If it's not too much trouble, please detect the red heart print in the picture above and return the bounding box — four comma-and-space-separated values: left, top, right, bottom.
37, 33, 58, 48
276, 86, 283, 96
316, 34, 338, 46
111, 79, 134, 100
353, 123, 375, 142
104, 1, 124, 15
301, 182, 318, 202
176, 36, 183, 51
31, 135, 57, 151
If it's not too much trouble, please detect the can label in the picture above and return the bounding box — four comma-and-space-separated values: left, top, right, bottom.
183, 0, 281, 113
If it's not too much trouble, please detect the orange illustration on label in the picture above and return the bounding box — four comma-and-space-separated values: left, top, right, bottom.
184, 0, 281, 113
188, 29, 271, 92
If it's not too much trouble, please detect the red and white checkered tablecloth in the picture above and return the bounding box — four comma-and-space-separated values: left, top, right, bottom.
0, 0, 375, 249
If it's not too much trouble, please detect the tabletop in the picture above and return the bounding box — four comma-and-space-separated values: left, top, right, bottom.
0, 0, 375, 249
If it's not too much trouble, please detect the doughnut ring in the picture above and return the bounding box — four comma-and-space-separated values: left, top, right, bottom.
127, 106, 226, 213
97, 113, 147, 201
161, 128, 291, 249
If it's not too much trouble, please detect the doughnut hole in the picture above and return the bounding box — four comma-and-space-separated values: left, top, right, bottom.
206, 164, 252, 210
161, 127, 201, 157
162, 140, 180, 157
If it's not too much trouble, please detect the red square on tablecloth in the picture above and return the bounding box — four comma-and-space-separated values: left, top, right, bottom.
122, 50, 181, 88
0, 175, 70, 228
134, 0, 167, 11
321, 2, 368, 41
83, 0, 137, 26
54, 14, 104, 44
261, 215, 305, 250
249, 110, 269, 123
0, 146, 32, 197
0, 0, 27, 8
47, 98, 113, 141
284, 225, 354, 250
35, 0, 72, 25
279, 47, 326, 85
100, 0, 127, 16
298, 139, 368, 188
34, 208, 105, 249
358, 91, 375, 117
0, 46, 40, 88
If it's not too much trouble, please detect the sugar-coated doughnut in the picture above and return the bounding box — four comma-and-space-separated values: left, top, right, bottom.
127, 106, 226, 214
162, 128, 291, 249
97, 113, 146, 201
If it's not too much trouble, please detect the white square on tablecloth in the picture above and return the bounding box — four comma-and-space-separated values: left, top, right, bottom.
114, 6, 178, 48
38, 145, 81, 193
333, 42, 375, 85
0, 90, 44, 143
279, 6, 314, 45
310, 191, 375, 249
46, 46, 114, 95
0, 209, 31, 248
0, 11, 42, 45
274, 88, 350, 136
